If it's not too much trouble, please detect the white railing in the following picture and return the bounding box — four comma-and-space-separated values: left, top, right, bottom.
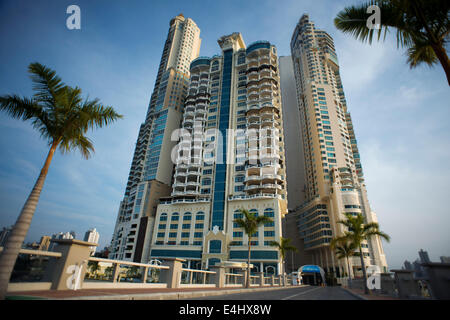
225, 273, 244, 286
82, 257, 170, 289
180, 268, 216, 288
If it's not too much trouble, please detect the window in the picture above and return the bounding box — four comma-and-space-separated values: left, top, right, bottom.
209, 240, 222, 253
183, 212, 192, 220
237, 53, 246, 65
196, 212, 205, 220
171, 213, 179, 221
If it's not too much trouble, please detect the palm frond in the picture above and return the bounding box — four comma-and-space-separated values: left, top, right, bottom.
0, 95, 41, 120
28, 62, 66, 103
407, 38, 438, 68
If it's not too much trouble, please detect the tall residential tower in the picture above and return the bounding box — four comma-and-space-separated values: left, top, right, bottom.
285, 14, 388, 276
109, 14, 201, 262
144, 33, 288, 273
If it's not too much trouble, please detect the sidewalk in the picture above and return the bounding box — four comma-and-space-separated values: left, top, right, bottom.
342, 287, 400, 300
6, 285, 302, 300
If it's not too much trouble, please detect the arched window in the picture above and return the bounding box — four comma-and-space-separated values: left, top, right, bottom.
160, 213, 168, 222
233, 209, 243, 219
183, 212, 192, 221
196, 211, 205, 221
171, 212, 179, 221
249, 209, 258, 217
264, 208, 275, 227
264, 208, 274, 217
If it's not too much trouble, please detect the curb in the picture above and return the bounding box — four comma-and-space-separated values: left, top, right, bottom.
341, 287, 368, 300
59, 285, 306, 300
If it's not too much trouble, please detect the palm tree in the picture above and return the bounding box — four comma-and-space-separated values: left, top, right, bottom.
269, 237, 298, 283
330, 237, 360, 287
335, 213, 390, 294
233, 208, 273, 288
334, 0, 450, 85
87, 261, 100, 278
0, 62, 122, 299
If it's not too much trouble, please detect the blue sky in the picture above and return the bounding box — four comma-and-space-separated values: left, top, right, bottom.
0, 0, 449, 269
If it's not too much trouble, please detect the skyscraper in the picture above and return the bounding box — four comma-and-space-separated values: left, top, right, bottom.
109, 14, 201, 262
284, 14, 388, 276
84, 228, 100, 256
145, 33, 287, 273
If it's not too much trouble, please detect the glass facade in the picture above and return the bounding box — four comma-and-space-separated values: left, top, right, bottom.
211, 49, 233, 230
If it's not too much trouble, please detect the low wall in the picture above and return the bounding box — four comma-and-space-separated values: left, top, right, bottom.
7, 282, 52, 292
82, 282, 167, 289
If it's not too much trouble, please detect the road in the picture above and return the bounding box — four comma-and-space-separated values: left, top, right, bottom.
189, 285, 359, 300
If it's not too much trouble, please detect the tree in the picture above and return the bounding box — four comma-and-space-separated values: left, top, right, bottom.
334, 0, 450, 85
330, 237, 360, 286
233, 209, 273, 288
0, 62, 123, 299
87, 261, 100, 278
335, 213, 390, 294
269, 237, 298, 281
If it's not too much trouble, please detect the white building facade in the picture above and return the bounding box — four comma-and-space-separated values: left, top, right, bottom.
286, 14, 388, 277
144, 33, 288, 274
109, 14, 202, 262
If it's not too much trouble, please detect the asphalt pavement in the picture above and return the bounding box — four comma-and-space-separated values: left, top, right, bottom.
188, 285, 360, 300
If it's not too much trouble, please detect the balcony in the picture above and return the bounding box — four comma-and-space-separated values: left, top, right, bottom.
244, 185, 260, 191
173, 181, 186, 188
245, 175, 261, 183
247, 120, 260, 129
261, 174, 282, 181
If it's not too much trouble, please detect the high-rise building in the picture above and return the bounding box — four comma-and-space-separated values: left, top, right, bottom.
279, 56, 312, 271
144, 33, 287, 273
109, 14, 201, 262
284, 14, 388, 276
0, 226, 12, 247
84, 228, 100, 256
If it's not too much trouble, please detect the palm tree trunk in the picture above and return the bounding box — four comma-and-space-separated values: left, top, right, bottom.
0, 141, 58, 299
430, 43, 450, 86
346, 257, 352, 288
411, 0, 450, 86
247, 240, 251, 288
359, 245, 368, 294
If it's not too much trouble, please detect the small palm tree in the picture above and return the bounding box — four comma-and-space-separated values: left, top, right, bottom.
336, 213, 390, 294
334, 0, 450, 85
0, 62, 122, 299
87, 261, 100, 278
233, 208, 273, 288
269, 237, 298, 277
330, 237, 360, 286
